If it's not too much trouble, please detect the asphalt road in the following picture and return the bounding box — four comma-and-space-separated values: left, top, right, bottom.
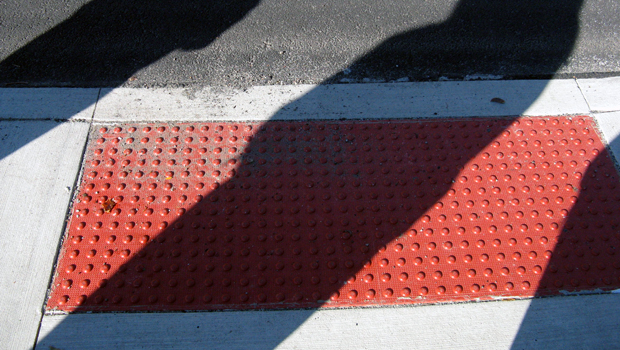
1, 0, 618, 87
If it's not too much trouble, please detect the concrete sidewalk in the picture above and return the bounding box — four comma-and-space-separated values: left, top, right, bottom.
1, 77, 620, 350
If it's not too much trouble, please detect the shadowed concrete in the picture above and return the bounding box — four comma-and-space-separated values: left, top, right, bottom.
0, 120, 90, 350
38, 294, 620, 350
1, 0, 619, 87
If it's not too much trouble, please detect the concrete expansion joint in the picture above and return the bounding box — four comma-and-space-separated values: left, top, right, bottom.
591, 109, 620, 114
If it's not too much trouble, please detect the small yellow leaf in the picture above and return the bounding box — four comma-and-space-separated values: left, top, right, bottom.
102, 198, 116, 212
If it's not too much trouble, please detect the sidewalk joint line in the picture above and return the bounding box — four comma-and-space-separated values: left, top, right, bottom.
89, 88, 102, 123
32, 88, 102, 350
575, 78, 594, 113
592, 109, 620, 114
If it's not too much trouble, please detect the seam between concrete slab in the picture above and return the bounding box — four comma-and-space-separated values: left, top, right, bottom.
89, 88, 102, 123
84, 114, 596, 125
31, 123, 91, 350
576, 77, 620, 113
38, 289, 620, 317
575, 79, 620, 113
592, 112, 620, 175
572, 80, 620, 168
32, 89, 101, 350
593, 109, 620, 114
575, 78, 594, 113
573, 78, 620, 114
0, 121, 92, 349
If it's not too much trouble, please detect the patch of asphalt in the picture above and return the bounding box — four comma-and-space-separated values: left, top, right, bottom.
0, 0, 619, 88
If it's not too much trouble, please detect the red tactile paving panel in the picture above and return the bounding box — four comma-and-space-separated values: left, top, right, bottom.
48, 116, 620, 312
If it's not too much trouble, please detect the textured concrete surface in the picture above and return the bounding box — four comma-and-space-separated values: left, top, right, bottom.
594, 111, 620, 163
38, 294, 620, 350
579, 77, 620, 112
0, 120, 90, 350
0, 88, 98, 120
94, 80, 588, 122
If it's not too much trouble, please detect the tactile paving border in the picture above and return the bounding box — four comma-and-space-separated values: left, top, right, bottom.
48, 116, 620, 312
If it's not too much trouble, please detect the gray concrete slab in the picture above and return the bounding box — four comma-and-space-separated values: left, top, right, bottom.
594, 111, 620, 165
0, 88, 99, 120
37, 294, 620, 350
578, 77, 620, 113
0, 120, 90, 350
0, 79, 612, 349
94, 80, 588, 122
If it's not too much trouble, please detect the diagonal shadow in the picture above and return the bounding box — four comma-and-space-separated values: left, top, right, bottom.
0, 0, 260, 161
0, 0, 259, 346
0, 0, 260, 86
511, 134, 620, 349
3, 0, 612, 349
